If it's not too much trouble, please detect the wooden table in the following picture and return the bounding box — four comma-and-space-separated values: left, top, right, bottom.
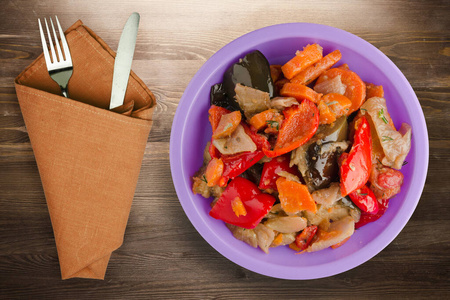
1, 0, 449, 298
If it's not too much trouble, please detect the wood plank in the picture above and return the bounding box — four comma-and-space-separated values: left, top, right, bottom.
0, 0, 449, 298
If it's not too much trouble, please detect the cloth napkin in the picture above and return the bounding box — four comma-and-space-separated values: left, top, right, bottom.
14, 20, 156, 279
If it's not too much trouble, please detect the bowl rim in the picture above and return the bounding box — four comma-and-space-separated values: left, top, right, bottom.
170, 22, 429, 280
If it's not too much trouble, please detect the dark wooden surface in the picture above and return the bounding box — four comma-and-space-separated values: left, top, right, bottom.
1, 0, 449, 298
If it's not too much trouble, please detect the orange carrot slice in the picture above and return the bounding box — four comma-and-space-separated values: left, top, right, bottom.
212, 111, 241, 139
231, 196, 247, 217
281, 44, 323, 80
290, 50, 342, 85
289, 242, 304, 252
280, 83, 322, 103
315, 68, 366, 114
321, 93, 352, 118
272, 233, 284, 246
365, 82, 384, 99
338, 64, 350, 70
276, 177, 317, 214
248, 109, 283, 132
205, 157, 224, 187
209, 105, 230, 131
317, 100, 336, 125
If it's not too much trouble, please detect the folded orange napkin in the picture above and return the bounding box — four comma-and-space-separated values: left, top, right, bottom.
14, 20, 156, 279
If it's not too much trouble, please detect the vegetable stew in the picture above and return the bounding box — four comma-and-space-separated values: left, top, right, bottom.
192, 44, 412, 254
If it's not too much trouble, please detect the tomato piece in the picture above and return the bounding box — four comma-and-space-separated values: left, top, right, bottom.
369, 164, 404, 200
294, 225, 318, 251
209, 177, 276, 229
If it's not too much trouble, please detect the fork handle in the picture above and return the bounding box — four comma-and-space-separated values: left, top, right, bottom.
49, 69, 72, 98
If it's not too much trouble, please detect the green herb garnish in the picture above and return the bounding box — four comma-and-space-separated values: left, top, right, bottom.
201, 175, 208, 183
326, 101, 338, 106
382, 136, 394, 142
378, 108, 389, 124
266, 120, 280, 130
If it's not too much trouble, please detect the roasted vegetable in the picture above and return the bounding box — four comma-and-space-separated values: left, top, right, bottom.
263, 99, 319, 158
290, 49, 342, 85
234, 84, 271, 119
360, 97, 411, 169
315, 67, 366, 115
211, 50, 275, 112
210, 83, 240, 112
306, 216, 355, 252
348, 184, 379, 214
195, 44, 413, 255
290, 116, 349, 191
293, 225, 318, 251
355, 198, 389, 229
258, 154, 300, 192
305, 140, 348, 190
209, 177, 276, 229
339, 117, 372, 196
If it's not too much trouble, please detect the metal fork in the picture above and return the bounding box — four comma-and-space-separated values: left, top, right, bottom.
38, 16, 73, 98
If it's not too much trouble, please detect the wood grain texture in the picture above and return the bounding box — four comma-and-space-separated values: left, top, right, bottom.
1, 0, 449, 298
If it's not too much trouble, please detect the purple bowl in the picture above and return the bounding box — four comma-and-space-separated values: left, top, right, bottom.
170, 23, 428, 280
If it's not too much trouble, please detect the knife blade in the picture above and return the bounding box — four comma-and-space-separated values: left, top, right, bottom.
109, 12, 140, 109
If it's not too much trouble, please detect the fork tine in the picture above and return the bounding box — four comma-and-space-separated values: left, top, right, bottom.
49, 17, 63, 62
44, 18, 57, 63
55, 16, 72, 63
38, 19, 52, 66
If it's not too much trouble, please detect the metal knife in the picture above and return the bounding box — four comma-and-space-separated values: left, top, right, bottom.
109, 12, 140, 109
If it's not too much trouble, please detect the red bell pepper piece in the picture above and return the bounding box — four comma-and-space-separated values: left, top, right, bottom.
294, 225, 318, 251
209, 177, 276, 229
339, 116, 372, 196
242, 122, 271, 150
355, 198, 389, 229
263, 99, 319, 158
208, 141, 221, 159
348, 184, 379, 214
221, 151, 265, 184
208, 107, 270, 185
217, 122, 269, 185
258, 154, 301, 191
